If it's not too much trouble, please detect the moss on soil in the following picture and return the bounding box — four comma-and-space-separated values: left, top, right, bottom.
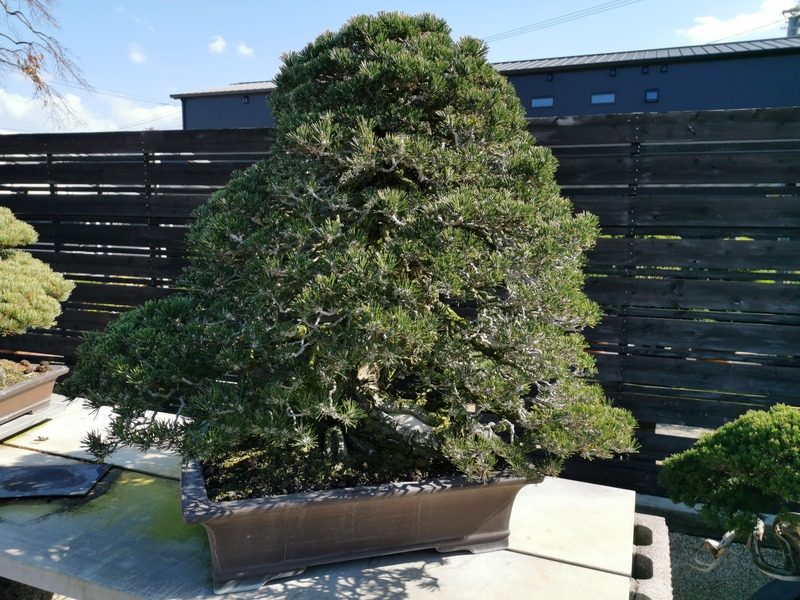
0, 359, 35, 388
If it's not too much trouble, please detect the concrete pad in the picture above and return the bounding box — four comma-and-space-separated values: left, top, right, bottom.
0, 471, 209, 600
509, 476, 636, 576
0, 445, 86, 468
0, 400, 66, 442
4, 396, 181, 480
256, 548, 631, 600
0, 469, 631, 600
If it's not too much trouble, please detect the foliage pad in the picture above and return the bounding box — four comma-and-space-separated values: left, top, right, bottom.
660, 404, 800, 534
66, 13, 635, 495
0, 207, 73, 337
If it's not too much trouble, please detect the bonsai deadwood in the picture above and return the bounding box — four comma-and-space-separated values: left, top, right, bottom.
65, 12, 635, 495
0, 206, 74, 337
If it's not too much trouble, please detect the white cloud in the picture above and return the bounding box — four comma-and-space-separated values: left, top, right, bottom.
0, 89, 181, 133
236, 42, 254, 57
209, 35, 227, 54
677, 0, 795, 44
108, 98, 182, 130
0, 90, 117, 133
129, 45, 147, 64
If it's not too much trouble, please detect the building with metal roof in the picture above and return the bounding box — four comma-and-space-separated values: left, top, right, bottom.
170, 81, 277, 129
495, 36, 800, 118
171, 37, 800, 129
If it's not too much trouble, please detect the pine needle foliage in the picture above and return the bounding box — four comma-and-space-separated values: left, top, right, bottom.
0, 206, 74, 337
65, 13, 635, 495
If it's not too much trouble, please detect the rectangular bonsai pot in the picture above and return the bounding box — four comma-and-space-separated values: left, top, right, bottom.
0, 365, 68, 425
182, 460, 529, 594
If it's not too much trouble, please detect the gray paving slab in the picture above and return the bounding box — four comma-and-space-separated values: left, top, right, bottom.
0, 470, 631, 599
0, 463, 110, 498
509, 476, 636, 577
5, 396, 181, 479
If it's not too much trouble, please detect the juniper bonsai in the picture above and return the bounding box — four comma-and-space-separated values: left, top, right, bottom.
661, 405, 800, 535
0, 207, 74, 387
65, 12, 636, 497
660, 405, 800, 578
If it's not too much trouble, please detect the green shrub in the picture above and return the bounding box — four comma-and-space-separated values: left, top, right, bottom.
660, 404, 800, 534
65, 12, 635, 496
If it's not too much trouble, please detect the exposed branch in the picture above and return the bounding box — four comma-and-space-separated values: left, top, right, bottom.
0, 0, 91, 122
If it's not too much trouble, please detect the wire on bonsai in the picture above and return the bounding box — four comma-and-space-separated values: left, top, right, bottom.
0, 207, 74, 387
64, 12, 636, 498
660, 404, 800, 578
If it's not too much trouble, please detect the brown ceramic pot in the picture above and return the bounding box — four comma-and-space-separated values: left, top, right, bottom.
181, 460, 528, 594
0, 365, 68, 426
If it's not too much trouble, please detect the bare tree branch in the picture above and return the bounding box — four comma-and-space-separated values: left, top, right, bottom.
0, 0, 90, 123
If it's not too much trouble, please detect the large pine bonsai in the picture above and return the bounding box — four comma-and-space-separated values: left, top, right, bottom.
65, 13, 635, 498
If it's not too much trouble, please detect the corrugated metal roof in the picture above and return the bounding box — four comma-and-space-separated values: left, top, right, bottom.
493, 36, 800, 73
170, 81, 276, 99
170, 37, 800, 99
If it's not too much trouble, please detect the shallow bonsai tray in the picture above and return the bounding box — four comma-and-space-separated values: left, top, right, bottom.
181, 460, 528, 594
0, 365, 69, 432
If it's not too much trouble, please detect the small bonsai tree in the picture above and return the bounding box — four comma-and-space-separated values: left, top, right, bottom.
0, 207, 74, 386
660, 405, 800, 577
65, 12, 635, 498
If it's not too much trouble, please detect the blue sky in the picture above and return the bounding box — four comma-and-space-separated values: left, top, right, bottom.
0, 0, 795, 133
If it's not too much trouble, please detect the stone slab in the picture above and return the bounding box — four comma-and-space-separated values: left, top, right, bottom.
0, 469, 631, 600
509, 476, 636, 577
0, 445, 86, 468
0, 463, 110, 499
254, 549, 631, 600
0, 400, 66, 442
4, 396, 181, 480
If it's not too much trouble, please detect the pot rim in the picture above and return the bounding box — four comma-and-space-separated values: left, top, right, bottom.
0, 364, 69, 401
181, 459, 532, 523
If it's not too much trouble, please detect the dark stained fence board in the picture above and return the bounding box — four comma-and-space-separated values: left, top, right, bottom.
589, 316, 800, 360
140, 128, 274, 153
0, 332, 81, 358
69, 281, 176, 306
0, 195, 208, 221
30, 251, 188, 279
589, 239, 800, 271
145, 161, 254, 186
56, 309, 120, 332
610, 391, 768, 428
572, 195, 800, 229
595, 353, 800, 403
586, 277, 800, 315
32, 222, 190, 250
530, 107, 800, 146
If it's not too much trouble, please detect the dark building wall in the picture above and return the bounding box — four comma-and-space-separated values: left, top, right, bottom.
181, 93, 275, 129
508, 53, 800, 117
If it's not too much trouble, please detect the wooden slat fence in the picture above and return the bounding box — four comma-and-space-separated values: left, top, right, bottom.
533, 107, 800, 493
1, 108, 798, 496
0, 129, 274, 359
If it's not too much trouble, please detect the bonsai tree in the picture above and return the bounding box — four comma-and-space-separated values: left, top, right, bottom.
64, 12, 635, 498
0, 206, 74, 386
660, 405, 800, 578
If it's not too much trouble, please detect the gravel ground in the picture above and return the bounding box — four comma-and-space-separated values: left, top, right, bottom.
670, 532, 779, 600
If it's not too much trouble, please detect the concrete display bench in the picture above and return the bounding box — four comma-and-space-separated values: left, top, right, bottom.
0, 396, 648, 600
